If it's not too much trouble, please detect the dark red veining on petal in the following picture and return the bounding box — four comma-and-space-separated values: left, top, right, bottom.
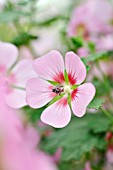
58, 97, 68, 106
68, 73, 76, 85
71, 89, 78, 100
53, 72, 64, 84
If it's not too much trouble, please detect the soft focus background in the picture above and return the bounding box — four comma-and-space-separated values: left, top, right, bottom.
0, 0, 113, 170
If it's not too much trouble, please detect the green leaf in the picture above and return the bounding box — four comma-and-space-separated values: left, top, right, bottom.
93, 78, 106, 97
11, 32, 38, 46
87, 41, 96, 53
71, 36, 83, 46
70, 36, 84, 50
41, 113, 110, 161
33, 16, 61, 27
88, 98, 105, 110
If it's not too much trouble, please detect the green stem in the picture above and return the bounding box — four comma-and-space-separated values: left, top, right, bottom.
27, 43, 37, 59
12, 85, 26, 91
96, 61, 113, 103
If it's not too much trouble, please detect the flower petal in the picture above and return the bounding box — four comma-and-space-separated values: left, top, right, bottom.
71, 83, 96, 117
33, 50, 65, 83
41, 97, 71, 128
65, 52, 86, 85
12, 59, 36, 88
5, 89, 27, 108
0, 42, 18, 70
26, 78, 55, 108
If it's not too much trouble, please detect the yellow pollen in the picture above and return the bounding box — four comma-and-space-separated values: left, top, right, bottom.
77, 23, 86, 36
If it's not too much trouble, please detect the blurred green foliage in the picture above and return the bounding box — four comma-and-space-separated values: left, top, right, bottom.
41, 113, 111, 161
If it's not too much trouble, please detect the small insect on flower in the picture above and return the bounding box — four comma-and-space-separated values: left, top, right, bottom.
52, 85, 64, 95
26, 50, 96, 128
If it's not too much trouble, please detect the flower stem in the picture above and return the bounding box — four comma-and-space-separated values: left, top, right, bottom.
101, 108, 113, 124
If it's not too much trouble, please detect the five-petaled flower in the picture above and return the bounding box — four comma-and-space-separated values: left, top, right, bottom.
0, 42, 35, 108
26, 50, 96, 128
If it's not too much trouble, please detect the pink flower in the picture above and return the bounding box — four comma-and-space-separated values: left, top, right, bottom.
0, 42, 36, 108
0, 79, 58, 170
26, 50, 95, 128
68, 0, 113, 38
2, 126, 58, 170
68, 0, 113, 52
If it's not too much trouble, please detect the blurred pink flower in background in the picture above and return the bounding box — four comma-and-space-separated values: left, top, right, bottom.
84, 161, 92, 170
68, 0, 113, 51
77, 47, 89, 58
0, 42, 36, 108
96, 35, 113, 51
106, 147, 113, 165
26, 50, 95, 128
68, 0, 113, 36
87, 59, 113, 83
52, 148, 62, 163
68, 0, 113, 83
68, 2, 92, 39
0, 76, 58, 170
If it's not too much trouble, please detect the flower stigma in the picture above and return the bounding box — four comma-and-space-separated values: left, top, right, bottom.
64, 85, 71, 94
